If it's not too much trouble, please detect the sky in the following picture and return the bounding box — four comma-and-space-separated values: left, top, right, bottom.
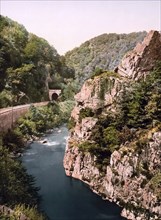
0, 0, 160, 55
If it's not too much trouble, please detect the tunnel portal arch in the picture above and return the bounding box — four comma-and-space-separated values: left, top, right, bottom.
52, 93, 58, 101
49, 90, 61, 101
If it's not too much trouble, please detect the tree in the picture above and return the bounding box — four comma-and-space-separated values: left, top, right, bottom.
0, 145, 40, 206
6, 64, 34, 104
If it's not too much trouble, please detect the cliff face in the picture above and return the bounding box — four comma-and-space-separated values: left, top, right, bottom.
115, 30, 161, 80
64, 31, 161, 220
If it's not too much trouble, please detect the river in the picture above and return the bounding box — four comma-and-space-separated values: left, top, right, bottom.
22, 125, 126, 220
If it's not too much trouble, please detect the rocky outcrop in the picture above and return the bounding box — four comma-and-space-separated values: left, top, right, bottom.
64, 31, 161, 220
64, 131, 161, 220
74, 75, 123, 110
115, 30, 161, 80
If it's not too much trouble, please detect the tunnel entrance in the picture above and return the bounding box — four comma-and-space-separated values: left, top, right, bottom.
51, 93, 59, 101
49, 89, 61, 101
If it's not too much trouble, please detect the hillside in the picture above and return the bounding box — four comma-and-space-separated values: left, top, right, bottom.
64, 31, 146, 87
64, 31, 161, 220
0, 16, 148, 106
0, 15, 74, 108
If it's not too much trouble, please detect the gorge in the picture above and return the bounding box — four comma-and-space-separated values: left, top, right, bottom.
0, 15, 161, 220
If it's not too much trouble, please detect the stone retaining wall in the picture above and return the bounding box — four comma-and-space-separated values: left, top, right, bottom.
0, 102, 48, 133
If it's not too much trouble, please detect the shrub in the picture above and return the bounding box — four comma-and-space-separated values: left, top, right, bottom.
103, 126, 120, 152
91, 67, 104, 79
14, 204, 46, 220
150, 172, 161, 200
2, 129, 25, 152
68, 117, 76, 130
79, 107, 94, 122
78, 141, 99, 154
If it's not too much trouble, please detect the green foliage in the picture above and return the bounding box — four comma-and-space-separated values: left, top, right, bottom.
150, 172, 161, 200
2, 129, 25, 152
0, 90, 11, 107
13, 204, 46, 220
0, 16, 28, 50
78, 141, 98, 153
0, 145, 40, 206
77, 114, 117, 170
125, 85, 149, 128
91, 69, 119, 80
0, 205, 46, 220
0, 15, 75, 107
91, 67, 104, 78
58, 100, 75, 117
77, 62, 161, 173
6, 64, 36, 104
103, 126, 120, 152
60, 79, 77, 101
99, 79, 106, 100
0, 37, 21, 93
0, 100, 73, 219
78, 140, 111, 171
68, 117, 76, 130
17, 101, 74, 139
79, 107, 94, 122
17, 105, 58, 137
24, 33, 57, 64
92, 71, 119, 101
98, 77, 113, 100
65, 31, 146, 89
119, 61, 161, 128
91, 114, 116, 145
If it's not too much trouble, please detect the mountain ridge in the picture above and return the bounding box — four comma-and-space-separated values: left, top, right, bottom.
64, 31, 147, 88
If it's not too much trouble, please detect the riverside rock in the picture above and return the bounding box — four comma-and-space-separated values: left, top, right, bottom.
64, 31, 161, 220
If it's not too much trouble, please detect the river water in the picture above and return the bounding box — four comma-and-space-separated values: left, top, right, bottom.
22, 125, 126, 220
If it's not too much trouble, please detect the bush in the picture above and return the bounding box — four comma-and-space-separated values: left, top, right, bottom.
78, 141, 99, 154
79, 107, 94, 122
13, 204, 46, 220
68, 117, 76, 130
0, 146, 40, 206
150, 172, 161, 200
2, 129, 25, 152
103, 126, 120, 152
17, 102, 73, 138
91, 67, 104, 79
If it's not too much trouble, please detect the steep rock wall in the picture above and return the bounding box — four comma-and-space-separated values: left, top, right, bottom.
64, 31, 161, 220
64, 132, 161, 220
115, 30, 161, 80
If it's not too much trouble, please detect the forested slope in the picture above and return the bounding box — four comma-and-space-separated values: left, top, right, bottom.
0, 16, 147, 105
0, 15, 74, 108
64, 32, 146, 87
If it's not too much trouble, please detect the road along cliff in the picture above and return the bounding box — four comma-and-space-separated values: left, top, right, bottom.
64, 30, 161, 220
